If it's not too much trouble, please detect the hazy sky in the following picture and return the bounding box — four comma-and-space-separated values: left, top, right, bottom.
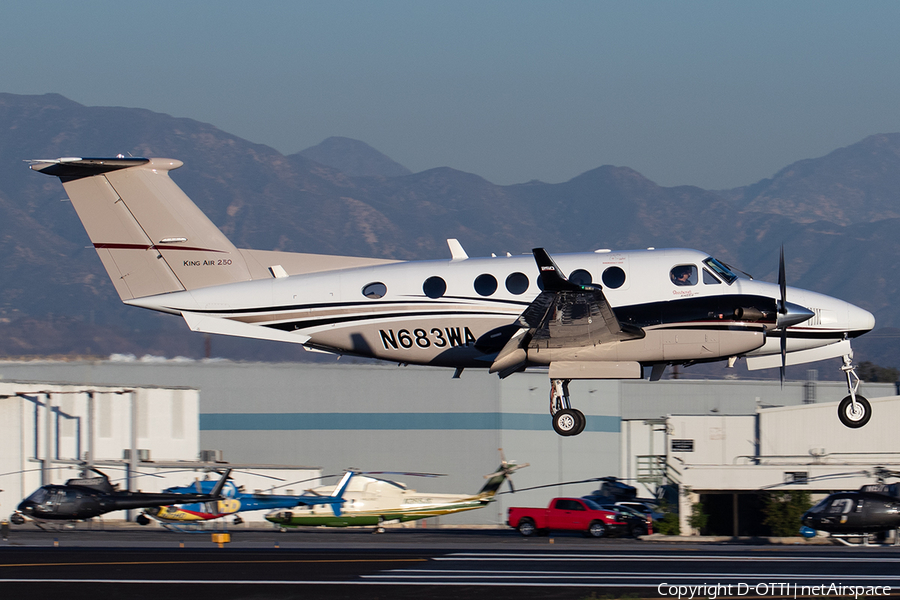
3, 1, 900, 188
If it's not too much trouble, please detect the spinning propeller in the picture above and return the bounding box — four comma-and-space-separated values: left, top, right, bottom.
772, 246, 815, 384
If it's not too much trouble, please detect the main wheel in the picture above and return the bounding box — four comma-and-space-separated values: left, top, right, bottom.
630, 524, 647, 538
10, 513, 25, 525
553, 409, 581, 436
517, 518, 537, 537
838, 395, 871, 428
572, 409, 586, 435
135, 514, 150, 526
586, 521, 606, 538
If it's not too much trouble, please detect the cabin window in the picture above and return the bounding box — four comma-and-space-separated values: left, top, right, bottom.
423, 276, 446, 299
702, 268, 721, 285
569, 269, 593, 286
602, 266, 626, 289
362, 282, 387, 299
670, 265, 697, 286
505, 272, 529, 295
474, 274, 498, 296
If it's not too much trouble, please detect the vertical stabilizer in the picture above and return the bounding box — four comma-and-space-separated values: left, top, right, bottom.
30, 157, 253, 300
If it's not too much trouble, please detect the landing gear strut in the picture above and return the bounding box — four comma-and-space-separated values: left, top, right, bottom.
550, 379, 586, 436
838, 352, 871, 428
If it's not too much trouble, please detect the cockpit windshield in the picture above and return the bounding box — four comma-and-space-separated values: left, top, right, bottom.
25, 487, 50, 504
807, 497, 831, 514
703, 257, 738, 285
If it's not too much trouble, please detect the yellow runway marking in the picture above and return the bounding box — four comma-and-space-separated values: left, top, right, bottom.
0, 558, 428, 568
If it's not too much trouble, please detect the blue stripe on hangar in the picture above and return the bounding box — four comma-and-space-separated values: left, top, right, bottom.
200, 412, 620, 432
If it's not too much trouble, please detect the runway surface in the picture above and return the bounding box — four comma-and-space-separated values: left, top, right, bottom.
1, 527, 898, 599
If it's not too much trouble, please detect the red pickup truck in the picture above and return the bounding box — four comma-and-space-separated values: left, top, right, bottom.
508, 497, 631, 538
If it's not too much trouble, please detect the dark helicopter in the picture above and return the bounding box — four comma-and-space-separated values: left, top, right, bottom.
11, 468, 231, 524
800, 468, 900, 538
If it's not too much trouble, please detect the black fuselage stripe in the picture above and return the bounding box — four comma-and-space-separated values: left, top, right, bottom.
266, 310, 506, 332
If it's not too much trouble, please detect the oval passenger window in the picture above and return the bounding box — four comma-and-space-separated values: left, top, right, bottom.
602, 266, 626, 289
423, 276, 447, 299
362, 282, 387, 299
505, 272, 529, 295
569, 269, 593, 286
474, 274, 498, 296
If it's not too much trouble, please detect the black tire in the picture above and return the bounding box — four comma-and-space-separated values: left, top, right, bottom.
10, 513, 25, 525
838, 395, 871, 428
517, 518, 537, 537
586, 521, 606, 538
553, 409, 581, 436
572, 409, 586, 435
135, 514, 150, 526
631, 524, 647, 538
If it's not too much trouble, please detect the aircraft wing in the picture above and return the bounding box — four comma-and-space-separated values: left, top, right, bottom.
490, 249, 643, 377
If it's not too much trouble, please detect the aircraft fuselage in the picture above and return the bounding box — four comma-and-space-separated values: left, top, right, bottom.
129, 247, 872, 371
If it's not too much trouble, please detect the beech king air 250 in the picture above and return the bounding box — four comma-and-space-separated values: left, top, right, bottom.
29, 157, 876, 435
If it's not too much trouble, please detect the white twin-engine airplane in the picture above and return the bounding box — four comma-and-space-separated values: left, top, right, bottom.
30, 157, 876, 435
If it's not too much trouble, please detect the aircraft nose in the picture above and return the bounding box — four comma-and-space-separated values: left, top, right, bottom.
848, 303, 875, 334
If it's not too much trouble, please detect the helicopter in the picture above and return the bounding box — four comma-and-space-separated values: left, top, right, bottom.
800, 468, 900, 542
266, 453, 527, 533
11, 468, 231, 525
137, 470, 354, 529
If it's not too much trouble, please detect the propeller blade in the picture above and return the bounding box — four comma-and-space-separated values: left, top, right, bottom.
780, 331, 787, 387
778, 246, 787, 387
778, 246, 786, 313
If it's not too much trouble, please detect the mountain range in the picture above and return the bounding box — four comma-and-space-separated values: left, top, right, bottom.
1, 92, 898, 380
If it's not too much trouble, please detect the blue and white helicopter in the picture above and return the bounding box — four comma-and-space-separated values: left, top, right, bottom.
136, 471, 353, 530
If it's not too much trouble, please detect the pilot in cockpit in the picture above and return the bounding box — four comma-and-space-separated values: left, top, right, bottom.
670, 265, 696, 286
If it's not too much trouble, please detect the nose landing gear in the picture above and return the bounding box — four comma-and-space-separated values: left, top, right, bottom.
838, 353, 871, 428
550, 379, 586, 436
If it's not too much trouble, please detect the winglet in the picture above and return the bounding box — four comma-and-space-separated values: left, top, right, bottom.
532, 248, 585, 292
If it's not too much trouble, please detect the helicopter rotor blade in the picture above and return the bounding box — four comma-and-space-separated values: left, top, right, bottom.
498, 477, 604, 495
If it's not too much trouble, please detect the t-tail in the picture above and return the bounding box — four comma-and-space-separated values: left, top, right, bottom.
29, 158, 255, 300
28, 157, 399, 303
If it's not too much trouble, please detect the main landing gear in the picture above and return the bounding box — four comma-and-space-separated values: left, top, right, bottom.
550, 379, 586, 436
838, 353, 871, 428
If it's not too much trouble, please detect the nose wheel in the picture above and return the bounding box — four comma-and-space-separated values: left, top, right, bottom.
550, 379, 586, 436
838, 353, 871, 428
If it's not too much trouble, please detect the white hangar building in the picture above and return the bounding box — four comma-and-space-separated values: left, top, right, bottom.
0, 358, 895, 529
0, 378, 319, 524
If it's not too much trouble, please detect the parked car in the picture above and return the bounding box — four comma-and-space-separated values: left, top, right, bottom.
616, 501, 665, 521
508, 497, 630, 538
584, 499, 652, 536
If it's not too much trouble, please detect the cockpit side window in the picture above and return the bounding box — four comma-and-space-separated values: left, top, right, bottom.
702, 268, 721, 285
703, 257, 737, 284
827, 498, 854, 514
670, 265, 697, 286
